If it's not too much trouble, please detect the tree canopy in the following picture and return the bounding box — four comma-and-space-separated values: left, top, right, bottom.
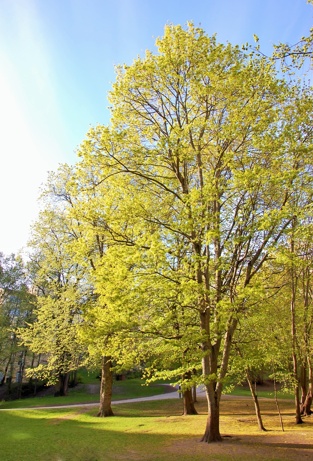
8, 21, 313, 444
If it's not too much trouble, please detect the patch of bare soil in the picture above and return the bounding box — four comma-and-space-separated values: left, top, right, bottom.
167, 430, 313, 461
164, 395, 313, 461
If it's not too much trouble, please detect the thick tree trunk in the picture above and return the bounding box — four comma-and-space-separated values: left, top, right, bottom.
200, 313, 237, 442
98, 356, 114, 417
201, 384, 222, 443
183, 388, 198, 415
246, 372, 266, 431
182, 371, 198, 415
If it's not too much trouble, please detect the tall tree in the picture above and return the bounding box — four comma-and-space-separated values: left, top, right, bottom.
91, 24, 311, 442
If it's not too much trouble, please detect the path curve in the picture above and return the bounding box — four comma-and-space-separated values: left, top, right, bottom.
0, 387, 252, 411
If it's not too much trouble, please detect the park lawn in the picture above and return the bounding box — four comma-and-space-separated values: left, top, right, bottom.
1, 396, 313, 461
0, 378, 175, 409
227, 386, 294, 400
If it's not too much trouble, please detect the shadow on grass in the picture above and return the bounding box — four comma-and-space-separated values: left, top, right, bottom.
1, 408, 179, 461
1, 397, 312, 461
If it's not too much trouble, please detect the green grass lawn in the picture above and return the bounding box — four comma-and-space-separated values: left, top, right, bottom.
1, 396, 312, 461
0, 375, 293, 410
0, 376, 307, 461
227, 386, 294, 400
0, 377, 176, 409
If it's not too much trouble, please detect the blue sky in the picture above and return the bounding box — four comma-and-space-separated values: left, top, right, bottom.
1, 0, 312, 256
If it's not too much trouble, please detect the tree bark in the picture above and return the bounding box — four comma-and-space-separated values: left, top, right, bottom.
290, 225, 303, 425
302, 389, 312, 416
246, 371, 266, 431
55, 372, 70, 396
201, 383, 222, 442
1, 354, 12, 386
98, 356, 114, 417
302, 361, 313, 416
17, 349, 27, 400
192, 384, 197, 403
200, 314, 237, 442
183, 388, 198, 415
300, 363, 307, 414
182, 371, 198, 415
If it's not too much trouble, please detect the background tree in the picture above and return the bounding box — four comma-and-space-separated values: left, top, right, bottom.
0, 253, 35, 397
21, 167, 86, 396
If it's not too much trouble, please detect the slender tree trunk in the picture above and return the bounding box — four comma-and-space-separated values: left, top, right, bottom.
192, 384, 197, 403
33, 354, 41, 396
98, 356, 114, 417
302, 389, 313, 416
246, 371, 266, 431
17, 349, 27, 399
29, 352, 36, 383
7, 350, 16, 394
273, 371, 284, 432
302, 359, 313, 416
292, 334, 303, 423
290, 228, 303, 424
301, 268, 312, 416
1, 354, 12, 386
300, 363, 307, 415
